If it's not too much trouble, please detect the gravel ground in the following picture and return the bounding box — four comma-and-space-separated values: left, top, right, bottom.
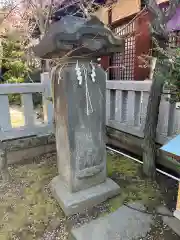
0, 152, 179, 240
0, 153, 110, 240
141, 216, 180, 240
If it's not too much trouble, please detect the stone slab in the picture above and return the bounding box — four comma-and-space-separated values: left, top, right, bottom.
174, 209, 180, 221
50, 176, 120, 216
157, 206, 180, 237
70, 202, 153, 240
4, 133, 55, 165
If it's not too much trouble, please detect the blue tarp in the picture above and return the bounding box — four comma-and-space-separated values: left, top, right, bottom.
160, 135, 180, 158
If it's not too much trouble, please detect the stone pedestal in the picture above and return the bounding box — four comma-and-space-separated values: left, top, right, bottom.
50, 61, 120, 216
51, 176, 119, 216
32, 14, 123, 216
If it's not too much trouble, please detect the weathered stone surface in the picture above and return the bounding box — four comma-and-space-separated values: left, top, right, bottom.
5, 134, 51, 152
7, 143, 56, 164
70, 202, 153, 240
33, 15, 124, 59
49, 60, 121, 216
53, 62, 107, 193
50, 176, 120, 216
33, 11, 123, 217
4, 133, 55, 151
2, 134, 56, 165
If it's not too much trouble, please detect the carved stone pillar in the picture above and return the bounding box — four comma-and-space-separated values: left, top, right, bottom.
33, 14, 124, 216
50, 59, 120, 215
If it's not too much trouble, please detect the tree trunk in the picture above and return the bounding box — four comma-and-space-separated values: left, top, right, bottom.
143, 60, 166, 178
0, 142, 11, 182
144, 0, 180, 178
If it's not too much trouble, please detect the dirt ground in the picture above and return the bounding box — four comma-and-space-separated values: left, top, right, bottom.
0, 151, 179, 240
10, 106, 43, 128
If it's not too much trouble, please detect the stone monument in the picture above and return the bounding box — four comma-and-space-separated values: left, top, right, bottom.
33, 14, 124, 216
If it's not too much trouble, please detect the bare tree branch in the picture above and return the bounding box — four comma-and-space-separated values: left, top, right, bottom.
165, 0, 180, 22
146, 0, 164, 21
146, 0, 180, 37
44, 0, 54, 33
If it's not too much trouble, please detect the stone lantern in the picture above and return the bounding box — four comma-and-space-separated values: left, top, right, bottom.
33, 15, 124, 216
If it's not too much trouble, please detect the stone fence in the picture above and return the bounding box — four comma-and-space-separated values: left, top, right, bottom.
0, 73, 55, 164
106, 80, 180, 145
0, 75, 179, 164
0, 73, 53, 141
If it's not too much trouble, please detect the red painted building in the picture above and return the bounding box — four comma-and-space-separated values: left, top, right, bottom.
99, 0, 179, 81
98, 0, 151, 80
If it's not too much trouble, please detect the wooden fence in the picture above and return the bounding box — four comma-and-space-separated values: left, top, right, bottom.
106, 80, 180, 145
0, 73, 53, 141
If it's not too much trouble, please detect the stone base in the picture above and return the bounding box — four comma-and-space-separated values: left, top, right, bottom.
50, 176, 120, 216
70, 202, 153, 240
174, 210, 180, 221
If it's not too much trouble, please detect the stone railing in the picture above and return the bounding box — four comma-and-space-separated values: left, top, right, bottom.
106, 80, 180, 145
0, 73, 53, 141
0, 77, 179, 145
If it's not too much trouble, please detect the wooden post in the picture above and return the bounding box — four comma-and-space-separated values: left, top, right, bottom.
99, 6, 112, 74
134, 10, 151, 80
100, 56, 110, 71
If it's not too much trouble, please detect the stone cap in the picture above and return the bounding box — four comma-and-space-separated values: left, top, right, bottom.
32, 15, 124, 59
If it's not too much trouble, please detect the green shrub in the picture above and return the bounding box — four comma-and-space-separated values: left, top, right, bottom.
1, 39, 31, 105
